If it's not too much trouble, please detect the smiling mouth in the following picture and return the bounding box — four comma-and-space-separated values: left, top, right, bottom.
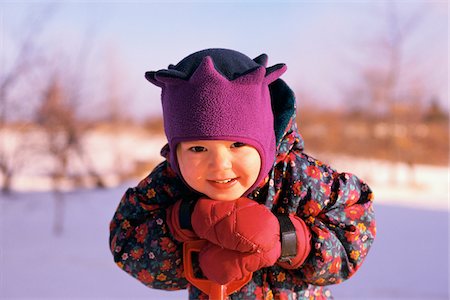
207, 177, 238, 186
212, 178, 235, 184
206, 177, 239, 191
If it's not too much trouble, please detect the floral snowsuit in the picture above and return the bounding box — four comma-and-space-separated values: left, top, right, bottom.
109, 79, 376, 299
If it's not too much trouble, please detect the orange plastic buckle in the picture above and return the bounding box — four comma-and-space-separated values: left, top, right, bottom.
183, 240, 253, 300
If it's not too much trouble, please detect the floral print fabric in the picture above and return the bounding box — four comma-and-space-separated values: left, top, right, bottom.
109, 104, 376, 299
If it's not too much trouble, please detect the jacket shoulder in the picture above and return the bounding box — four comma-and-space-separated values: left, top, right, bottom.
133, 160, 191, 206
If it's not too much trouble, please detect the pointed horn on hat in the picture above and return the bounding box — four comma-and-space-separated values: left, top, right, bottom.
189, 56, 266, 85
145, 69, 187, 87
253, 54, 268, 67
233, 65, 266, 84
264, 64, 287, 84
189, 56, 223, 83
145, 71, 164, 87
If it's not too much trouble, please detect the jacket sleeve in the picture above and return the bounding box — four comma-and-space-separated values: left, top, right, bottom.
109, 161, 191, 290
276, 152, 376, 288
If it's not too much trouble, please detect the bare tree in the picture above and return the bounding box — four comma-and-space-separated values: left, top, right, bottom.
0, 5, 56, 194
35, 47, 106, 235
36, 75, 74, 234
344, 2, 435, 183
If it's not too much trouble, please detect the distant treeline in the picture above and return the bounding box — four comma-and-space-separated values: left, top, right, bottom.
143, 102, 449, 166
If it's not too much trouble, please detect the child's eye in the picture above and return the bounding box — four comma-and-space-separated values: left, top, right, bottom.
231, 142, 246, 148
188, 146, 206, 152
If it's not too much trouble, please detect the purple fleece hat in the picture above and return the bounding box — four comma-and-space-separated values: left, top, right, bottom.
145, 48, 287, 194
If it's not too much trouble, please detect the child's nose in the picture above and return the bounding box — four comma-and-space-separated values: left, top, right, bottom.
209, 148, 232, 170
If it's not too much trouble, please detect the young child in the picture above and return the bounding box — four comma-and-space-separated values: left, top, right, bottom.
109, 48, 376, 299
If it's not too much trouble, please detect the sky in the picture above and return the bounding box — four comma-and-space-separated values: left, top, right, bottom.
1, 1, 448, 119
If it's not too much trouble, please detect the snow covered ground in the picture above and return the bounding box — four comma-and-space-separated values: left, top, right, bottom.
1, 172, 448, 299
0, 133, 448, 299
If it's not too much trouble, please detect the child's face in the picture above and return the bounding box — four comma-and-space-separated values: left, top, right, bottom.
177, 140, 261, 201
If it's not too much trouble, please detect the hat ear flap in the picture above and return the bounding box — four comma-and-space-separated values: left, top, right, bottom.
264, 64, 287, 84
253, 54, 268, 67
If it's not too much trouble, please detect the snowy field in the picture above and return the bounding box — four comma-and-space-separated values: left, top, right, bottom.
1, 171, 448, 299
0, 133, 448, 299
1, 189, 449, 300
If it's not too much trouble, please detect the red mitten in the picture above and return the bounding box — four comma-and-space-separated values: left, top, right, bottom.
166, 200, 197, 242
199, 242, 281, 285
191, 197, 280, 253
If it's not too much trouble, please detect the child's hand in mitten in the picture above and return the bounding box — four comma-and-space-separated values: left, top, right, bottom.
199, 242, 281, 285
191, 197, 280, 253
